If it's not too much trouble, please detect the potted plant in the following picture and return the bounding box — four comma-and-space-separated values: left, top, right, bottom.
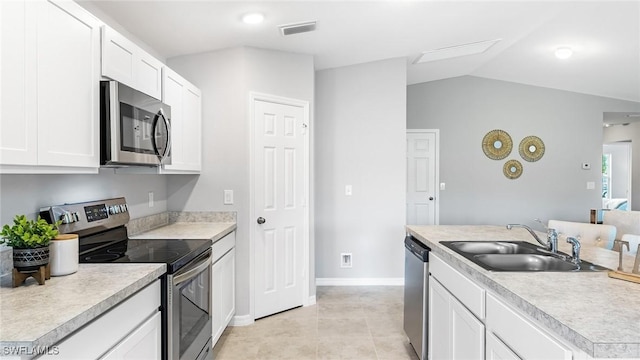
1, 215, 61, 272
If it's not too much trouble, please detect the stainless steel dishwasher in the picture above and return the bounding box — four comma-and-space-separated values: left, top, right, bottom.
403, 235, 430, 360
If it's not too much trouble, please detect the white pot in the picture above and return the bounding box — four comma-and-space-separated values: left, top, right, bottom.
50, 234, 78, 276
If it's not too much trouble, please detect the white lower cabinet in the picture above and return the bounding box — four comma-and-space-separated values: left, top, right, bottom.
429, 252, 579, 360
486, 332, 521, 360
40, 280, 161, 360
212, 232, 236, 346
100, 312, 161, 360
429, 276, 485, 360
486, 293, 572, 360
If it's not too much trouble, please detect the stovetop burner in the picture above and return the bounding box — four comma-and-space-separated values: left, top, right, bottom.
81, 237, 212, 274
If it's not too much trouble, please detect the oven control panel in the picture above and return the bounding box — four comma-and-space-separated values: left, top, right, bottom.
40, 197, 129, 236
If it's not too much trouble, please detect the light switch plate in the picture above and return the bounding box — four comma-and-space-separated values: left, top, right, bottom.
224, 190, 234, 205
587, 181, 595, 190
345, 185, 352, 196
440, 182, 446, 191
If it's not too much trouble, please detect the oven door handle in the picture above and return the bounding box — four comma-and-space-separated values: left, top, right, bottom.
173, 252, 212, 285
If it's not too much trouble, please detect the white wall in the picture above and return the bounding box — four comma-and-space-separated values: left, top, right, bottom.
604, 124, 640, 209
166, 47, 314, 317
603, 142, 631, 200
408, 76, 640, 226
315, 58, 407, 281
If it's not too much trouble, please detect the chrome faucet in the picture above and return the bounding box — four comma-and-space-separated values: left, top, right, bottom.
566, 236, 581, 265
506, 223, 558, 253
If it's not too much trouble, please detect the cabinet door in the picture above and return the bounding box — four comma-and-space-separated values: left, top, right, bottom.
212, 247, 236, 346
429, 276, 451, 360
429, 276, 484, 360
36, 0, 100, 167
451, 296, 484, 359
487, 332, 521, 360
0, 1, 37, 165
102, 26, 162, 99
161, 67, 202, 173
100, 312, 162, 360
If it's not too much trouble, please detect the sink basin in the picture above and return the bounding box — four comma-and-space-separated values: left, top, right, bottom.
440, 241, 609, 272
443, 241, 540, 255
474, 254, 578, 271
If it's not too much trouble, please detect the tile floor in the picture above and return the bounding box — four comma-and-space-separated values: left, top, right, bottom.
213, 286, 420, 360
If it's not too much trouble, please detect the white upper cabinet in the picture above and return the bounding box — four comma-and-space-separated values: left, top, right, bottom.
102, 26, 163, 99
161, 67, 202, 173
0, 0, 100, 173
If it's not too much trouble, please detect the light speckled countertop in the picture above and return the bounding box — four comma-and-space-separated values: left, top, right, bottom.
0, 263, 165, 351
129, 222, 236, 242
407, 225, 640, 359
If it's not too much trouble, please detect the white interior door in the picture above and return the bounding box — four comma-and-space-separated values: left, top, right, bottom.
407, 130, 438, 225
253, 97, 308, 319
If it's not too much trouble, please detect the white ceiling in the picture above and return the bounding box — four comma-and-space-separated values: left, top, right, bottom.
84, 1, 640, 102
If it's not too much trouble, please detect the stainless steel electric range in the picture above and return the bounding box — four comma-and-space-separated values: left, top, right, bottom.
40, 197, 213, 360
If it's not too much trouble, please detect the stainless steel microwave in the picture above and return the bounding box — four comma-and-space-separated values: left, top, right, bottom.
100, 80, 171, 167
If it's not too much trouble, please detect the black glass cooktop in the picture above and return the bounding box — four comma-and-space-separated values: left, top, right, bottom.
81, 238, 212, 274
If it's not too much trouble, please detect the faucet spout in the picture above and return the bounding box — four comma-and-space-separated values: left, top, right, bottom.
506, 223, 558, 253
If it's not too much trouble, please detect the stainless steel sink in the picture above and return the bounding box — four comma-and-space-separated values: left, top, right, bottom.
474, 254, 579, 271
444, 241, 541, 255
440, 241, 609, 272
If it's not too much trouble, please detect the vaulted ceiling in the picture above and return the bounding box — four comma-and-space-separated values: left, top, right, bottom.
84, 1, 640, 102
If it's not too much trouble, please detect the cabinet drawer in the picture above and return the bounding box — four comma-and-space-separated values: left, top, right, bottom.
430, 252, 485, 319
212, 231, 235, 263
486, 293, 571, 360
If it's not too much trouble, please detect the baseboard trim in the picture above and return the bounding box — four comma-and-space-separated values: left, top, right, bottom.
306, 295, 316, 306
229, 314, 253, 327
315, 277, 404, 286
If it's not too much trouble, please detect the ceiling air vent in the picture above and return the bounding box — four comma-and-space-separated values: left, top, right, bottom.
279, 21, 317, 36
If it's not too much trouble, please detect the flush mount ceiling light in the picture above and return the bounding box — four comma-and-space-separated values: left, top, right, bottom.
554, 47, 573, 59
413, 39, 502, 64
242, 12, 264, 24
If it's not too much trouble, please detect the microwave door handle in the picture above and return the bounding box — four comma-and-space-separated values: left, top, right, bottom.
151, 109, 171, 164
161, 110, 171, 164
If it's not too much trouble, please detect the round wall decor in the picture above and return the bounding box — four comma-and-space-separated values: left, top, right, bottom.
503, 159, 523, 179
482, 129, 513, 160
519, 136, 545, 162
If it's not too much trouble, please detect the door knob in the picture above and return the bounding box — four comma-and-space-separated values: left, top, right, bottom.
257, 217, 266, 224
429, 197, 434, 201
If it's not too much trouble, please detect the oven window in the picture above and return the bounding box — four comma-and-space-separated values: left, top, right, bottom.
178, 267, 211, 357
120, 102, 157, 155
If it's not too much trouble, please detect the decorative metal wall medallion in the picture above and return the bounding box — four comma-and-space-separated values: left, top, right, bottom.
519, 136, 545, 162
482, 129, 513, 160
503, 159, 523, 179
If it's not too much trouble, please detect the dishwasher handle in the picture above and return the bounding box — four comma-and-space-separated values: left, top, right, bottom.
405, 235, 430, 262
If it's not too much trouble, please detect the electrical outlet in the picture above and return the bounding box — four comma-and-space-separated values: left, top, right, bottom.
148, 191, 154, 207
341, 253, 352, 268
345, 185, 352, 196
224, 190, 234, 205
587, 181, 595, 190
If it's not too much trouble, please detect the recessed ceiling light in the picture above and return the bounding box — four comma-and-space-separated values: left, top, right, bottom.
413, 39, 502, 64
555, 47, 573, 60
242, 12, 264, 25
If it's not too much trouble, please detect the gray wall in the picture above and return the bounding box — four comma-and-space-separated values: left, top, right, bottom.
604, 123, 640, 209
407, 76, 640, 227
166, 47, 315, 317
0, 169, 167, 226
315, 58, 407, 280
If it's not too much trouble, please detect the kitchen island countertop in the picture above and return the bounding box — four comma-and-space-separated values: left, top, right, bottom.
407, 225, 640, 359
0, 263, 166, 353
